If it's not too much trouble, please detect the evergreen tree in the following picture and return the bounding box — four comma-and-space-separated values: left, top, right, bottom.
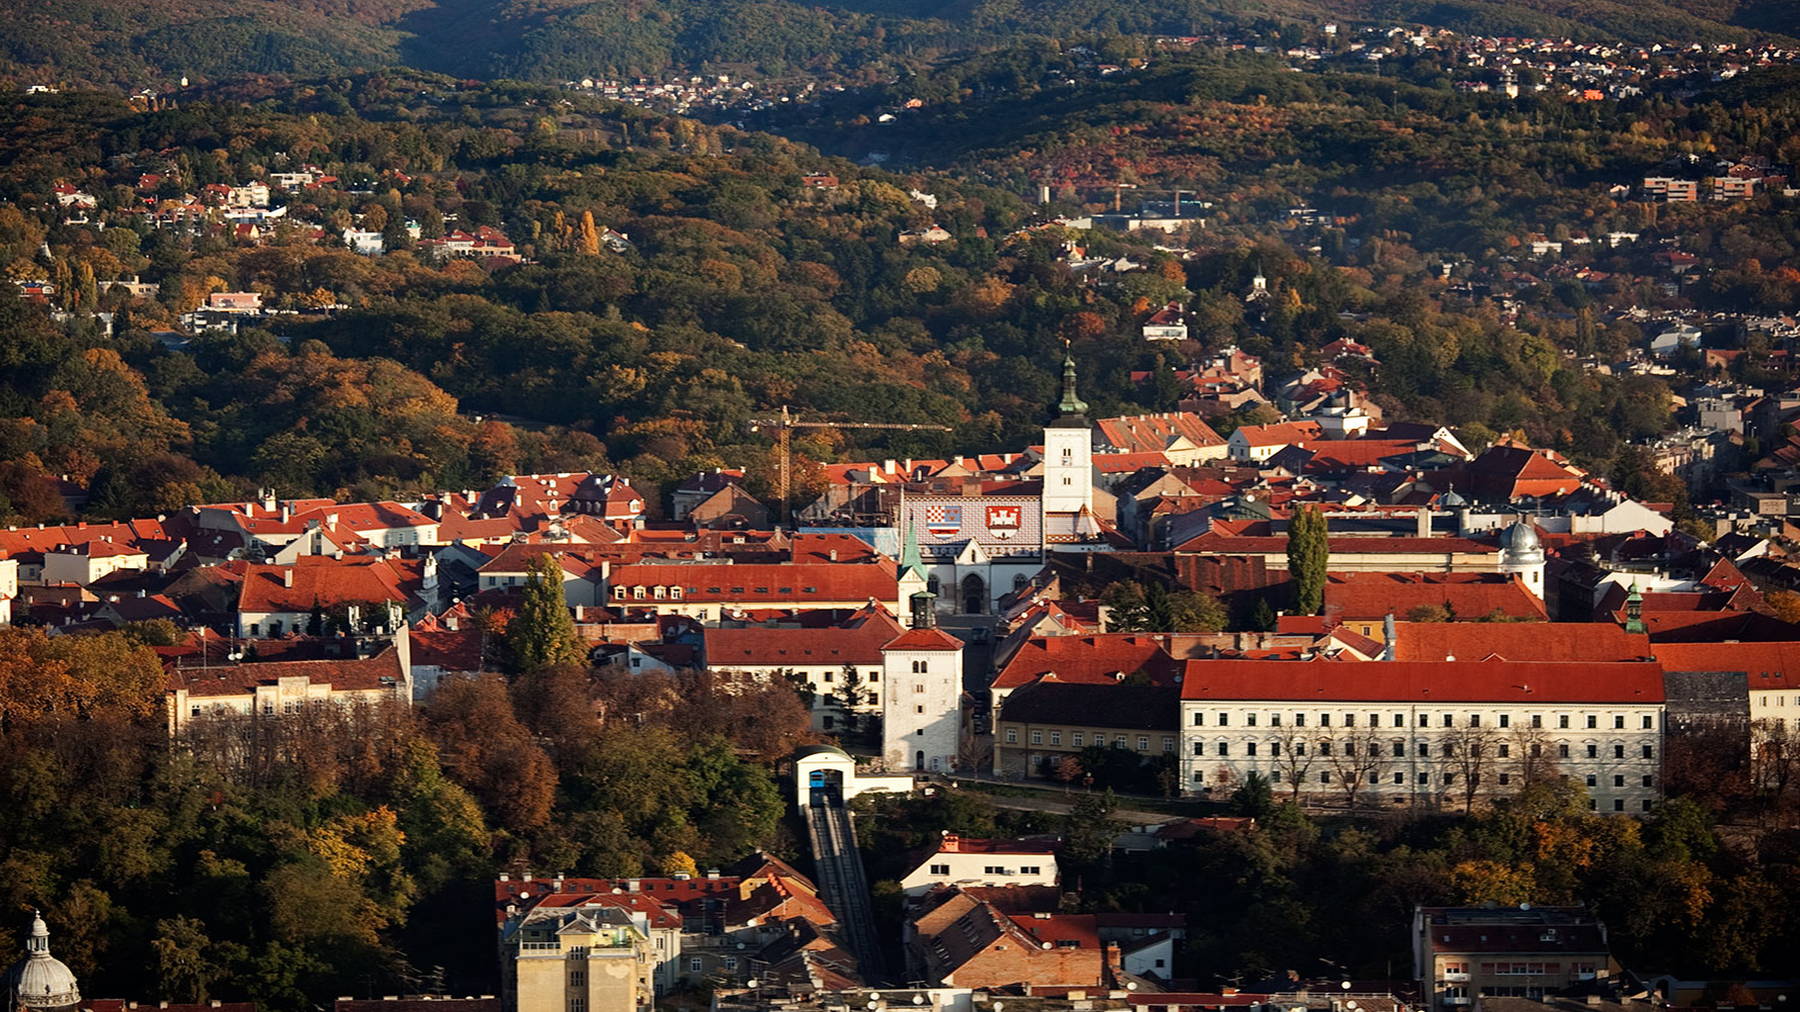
508, 553, 585, 674
1287, 504, 1328, 616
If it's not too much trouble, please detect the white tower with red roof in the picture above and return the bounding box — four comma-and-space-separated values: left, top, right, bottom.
881, 590, 965, 773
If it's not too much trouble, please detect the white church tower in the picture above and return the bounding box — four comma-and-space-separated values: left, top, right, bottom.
881, 590, 965, 773
1041, 350, 1094, 530
1500, 519, 1546, 600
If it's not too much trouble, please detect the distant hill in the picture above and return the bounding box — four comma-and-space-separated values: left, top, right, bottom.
0, 0, 1791, 90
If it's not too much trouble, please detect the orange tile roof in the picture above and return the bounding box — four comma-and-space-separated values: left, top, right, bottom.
993, 634, 1179, 690
237, 556, 420, 613
1231, 421, 1323, 446
1391, 621, 1650, 662
884, 627, 965, 651
704, 609, 903, 666
1095, 412, 1226, 454
1652, 641, 1800, 687
1323, 573, 1548, 621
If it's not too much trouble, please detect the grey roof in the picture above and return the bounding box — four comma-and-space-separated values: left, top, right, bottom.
998, 682, 1179, 732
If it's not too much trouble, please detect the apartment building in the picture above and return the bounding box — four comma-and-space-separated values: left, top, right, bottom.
1412, 906, 1616, 1012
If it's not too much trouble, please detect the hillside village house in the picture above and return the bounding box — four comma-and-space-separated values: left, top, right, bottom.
898, 835, 1060, 896
41, 540, 150, 586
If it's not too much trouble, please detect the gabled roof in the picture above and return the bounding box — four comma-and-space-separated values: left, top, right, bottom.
704, 608, 903, 667
884, 627, 964, 652
1230, 421, 1324, 446
1095, 412, 1226, 455
237, 556, 420, 613
997, 682, 1179, 731
993, 634, 1180, 691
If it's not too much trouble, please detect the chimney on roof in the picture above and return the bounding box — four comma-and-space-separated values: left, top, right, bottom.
706, 869, 720, 879
1416, 507, 1432, 538
499, 872, 509, 882
1382, 613, 1397, 660
281, 570, 294, 588
522, 871, 532, 882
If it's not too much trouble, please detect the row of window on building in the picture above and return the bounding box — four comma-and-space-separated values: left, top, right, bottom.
1191, 711, 1659, 730
1006, 728, 1177, 752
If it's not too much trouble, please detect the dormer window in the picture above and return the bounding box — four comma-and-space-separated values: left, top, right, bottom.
633, 586, 646, 600
653, 585, 666, 599
614, 586, 626, 600
670, 587, 683, 600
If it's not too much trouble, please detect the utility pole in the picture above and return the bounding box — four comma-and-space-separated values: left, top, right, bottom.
748, 407, 951, 527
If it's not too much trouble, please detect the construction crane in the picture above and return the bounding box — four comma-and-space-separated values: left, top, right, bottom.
749, 406, 951, 526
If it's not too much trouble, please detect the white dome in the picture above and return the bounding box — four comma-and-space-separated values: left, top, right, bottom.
9, 914, 80, 1012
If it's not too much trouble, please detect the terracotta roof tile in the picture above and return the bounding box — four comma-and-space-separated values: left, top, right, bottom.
1178, 658, 1665, 703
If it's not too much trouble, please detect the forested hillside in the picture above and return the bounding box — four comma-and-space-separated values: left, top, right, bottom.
0, 0, 1790, 91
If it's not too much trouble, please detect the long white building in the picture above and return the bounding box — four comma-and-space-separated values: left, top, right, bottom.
1178, 658, 1666, 813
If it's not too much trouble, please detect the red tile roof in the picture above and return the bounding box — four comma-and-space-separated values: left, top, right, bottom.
237, 556, 420, 613
1652, 640, 1800, 688
1391, 621, 1650, 662
993, 635, 1179, 690
884, 627, 965, 652
1178, 658, 1665, 703
1096, 412, 1226, 454
609, 561, 897, 604
704, 608, 903, 666
1323, 572, 1547, 622
411, 627, 485, 671
0, 518, 170, 557
1231, 421, 1324, 446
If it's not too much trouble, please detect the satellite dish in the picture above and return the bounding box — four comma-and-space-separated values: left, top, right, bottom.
914, 996, 927, 1006
993, 1003, 1005, 1012
1520, 903, 1532, 911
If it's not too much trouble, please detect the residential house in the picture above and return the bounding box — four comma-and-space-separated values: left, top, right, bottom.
1142, 302, 1189, 341
898, 835, 1060, 897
